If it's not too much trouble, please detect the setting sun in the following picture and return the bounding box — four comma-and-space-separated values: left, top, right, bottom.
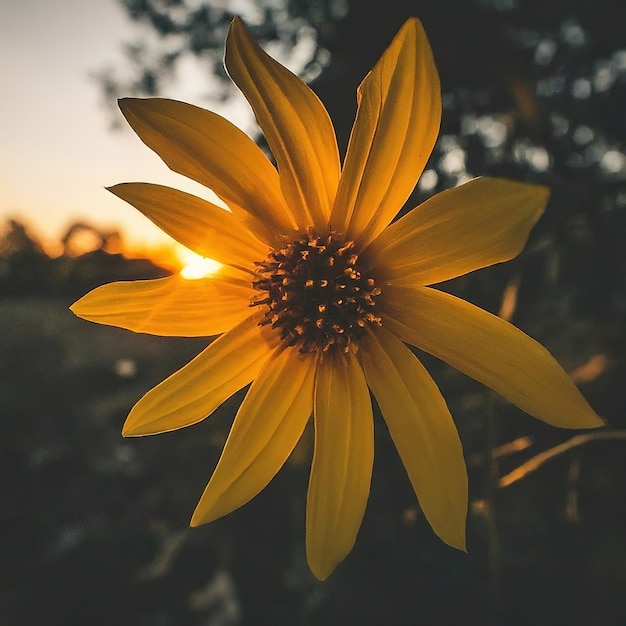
176, 245, 222, 279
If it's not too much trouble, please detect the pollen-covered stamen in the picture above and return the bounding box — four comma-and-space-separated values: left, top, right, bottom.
251, 228, 382, 353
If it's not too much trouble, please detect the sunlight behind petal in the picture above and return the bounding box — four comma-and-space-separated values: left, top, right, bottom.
177, 246, 222, 279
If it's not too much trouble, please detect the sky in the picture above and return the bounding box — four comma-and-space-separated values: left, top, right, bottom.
0, 0, 228, 256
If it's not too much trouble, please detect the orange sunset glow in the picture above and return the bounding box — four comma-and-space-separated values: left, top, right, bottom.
121, 240, 222, 278
0, 0, 241, 257
176, 247, 222, 279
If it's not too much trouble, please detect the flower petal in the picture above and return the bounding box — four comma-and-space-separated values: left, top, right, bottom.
330, 18, 441, 247
122, 312, 277, 436
306, 350, 373, 580
108, 183, 268, 268
368, 178, 548, 285
382, 285, 604, 429
361, 327, 467, 551
226, 17, 340, 230
191, 347, 316, 525
70, 273, 254, 337
118, 97, 296, 233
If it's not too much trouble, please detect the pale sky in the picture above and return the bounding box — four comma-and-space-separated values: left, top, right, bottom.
0, 0, 232, 253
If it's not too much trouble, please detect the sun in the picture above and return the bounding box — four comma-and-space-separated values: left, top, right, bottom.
176, 245, 222, 279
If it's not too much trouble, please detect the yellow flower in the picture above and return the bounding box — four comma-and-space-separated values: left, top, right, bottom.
71, 17, 603, 580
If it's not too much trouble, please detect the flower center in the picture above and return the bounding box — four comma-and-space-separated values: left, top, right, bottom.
251, 228, 382, 354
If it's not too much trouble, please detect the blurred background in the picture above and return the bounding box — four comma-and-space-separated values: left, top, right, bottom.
1, 0, 626, 624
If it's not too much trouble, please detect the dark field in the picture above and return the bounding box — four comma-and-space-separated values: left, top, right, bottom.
1, 268, 625, 625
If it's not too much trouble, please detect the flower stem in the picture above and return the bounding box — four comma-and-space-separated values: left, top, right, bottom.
499, 430, 626, 488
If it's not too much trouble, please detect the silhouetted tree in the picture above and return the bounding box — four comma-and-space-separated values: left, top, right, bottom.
0, 219, 52, 294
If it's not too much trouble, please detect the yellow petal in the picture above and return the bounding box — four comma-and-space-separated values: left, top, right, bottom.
368, 178, 548, 285
226, 17, 340, 230
118, 97, 296, 234
108, 183, 268, 268
122, 312, 277, 436
330, 18, 441, 247
382, 285, 604, 429
306, 350, 374, 580
191, 347, 316, 525
70, 273, 253, 337
361, 327, 467, 551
